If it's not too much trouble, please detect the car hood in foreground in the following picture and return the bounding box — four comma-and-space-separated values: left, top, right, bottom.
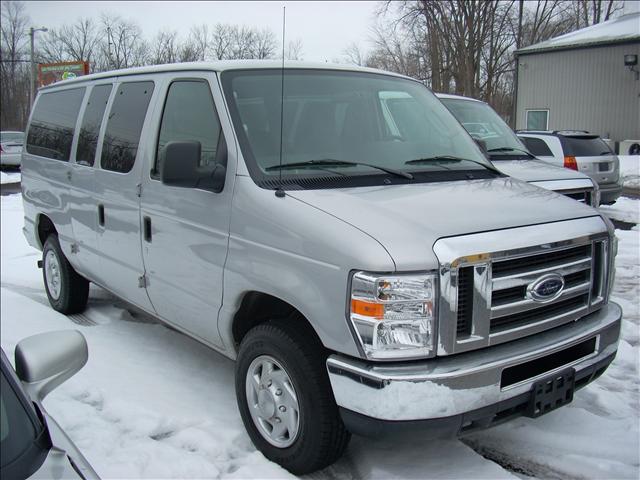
287, 177, 600, 270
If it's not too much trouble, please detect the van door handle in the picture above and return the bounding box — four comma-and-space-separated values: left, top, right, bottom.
143, 216, 152, 243
98, 204, 105, 226
66, 170, 72, 181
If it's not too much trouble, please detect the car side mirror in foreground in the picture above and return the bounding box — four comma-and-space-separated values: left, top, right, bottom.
161, 141, 226, 193
15, 330, 88, 402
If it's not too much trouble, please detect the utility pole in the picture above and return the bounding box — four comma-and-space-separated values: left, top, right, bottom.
29, 26, 48, 108
107, 26, 113, 69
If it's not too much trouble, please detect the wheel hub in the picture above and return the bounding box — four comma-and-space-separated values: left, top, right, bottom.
246, 355, 300, 448
257, 389, 276, 418
44, 250, 62, 300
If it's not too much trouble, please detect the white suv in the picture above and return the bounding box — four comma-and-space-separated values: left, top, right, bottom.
517, 131, 622, 204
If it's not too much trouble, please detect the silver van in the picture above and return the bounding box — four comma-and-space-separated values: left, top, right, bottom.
436, 94, 600, 207
22, 62, 622, 474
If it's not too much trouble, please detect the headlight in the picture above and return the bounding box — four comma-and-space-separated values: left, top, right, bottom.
349, 271, 436, 360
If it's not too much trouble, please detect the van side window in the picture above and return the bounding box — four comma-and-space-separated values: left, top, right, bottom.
76, 84, 112, 167
26, 88, 85, 161
101, 81, 154, 173
155, 80, 221, 176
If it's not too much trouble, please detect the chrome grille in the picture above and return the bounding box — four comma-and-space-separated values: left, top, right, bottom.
433, 217, 610, 356
560, 189, 593, 206
489, 244, 593, 334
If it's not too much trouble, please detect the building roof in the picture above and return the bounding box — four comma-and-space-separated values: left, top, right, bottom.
516, 12, 640, 55
40, 60, 414, 91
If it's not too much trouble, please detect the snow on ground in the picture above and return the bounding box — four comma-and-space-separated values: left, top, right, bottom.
0, 170, 21, 184
599, 196, 640, 223
1, 192, 638, 479
619, 155, 640, 189
0, 192, 514, 479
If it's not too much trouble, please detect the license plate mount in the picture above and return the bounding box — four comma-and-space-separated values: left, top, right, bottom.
525, 368, 575, 418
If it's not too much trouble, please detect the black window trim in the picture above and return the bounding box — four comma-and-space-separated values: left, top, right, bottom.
72, 82, 115, 169
150, 76, 226, 185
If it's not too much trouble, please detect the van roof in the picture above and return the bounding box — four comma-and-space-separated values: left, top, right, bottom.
39, 60, 415, 91
435, 93, 485, 104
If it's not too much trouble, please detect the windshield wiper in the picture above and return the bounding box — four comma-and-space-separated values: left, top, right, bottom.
486, 146, 535, 158
266, 159, 414, 179
405, 156, 501, 174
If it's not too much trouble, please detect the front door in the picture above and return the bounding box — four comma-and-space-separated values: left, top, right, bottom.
140, 74, 234, 349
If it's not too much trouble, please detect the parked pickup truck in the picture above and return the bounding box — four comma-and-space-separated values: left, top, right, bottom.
21, 61, 621, 474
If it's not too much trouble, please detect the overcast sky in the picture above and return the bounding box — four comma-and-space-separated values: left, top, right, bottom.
23, 1, 380, 62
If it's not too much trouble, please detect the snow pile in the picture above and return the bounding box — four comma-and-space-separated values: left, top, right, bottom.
0, 171, 21, 184
618, 155, 639, 190
599, 196, 640, 223
1, 192, 638, 479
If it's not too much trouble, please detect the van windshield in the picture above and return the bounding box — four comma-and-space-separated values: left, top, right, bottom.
440, 98, 528, 159
221, 69, 496, 188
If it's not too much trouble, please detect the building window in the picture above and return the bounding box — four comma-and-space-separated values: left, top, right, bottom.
525, 109, 549, 130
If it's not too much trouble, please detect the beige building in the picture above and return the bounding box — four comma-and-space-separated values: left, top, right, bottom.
514, 11, 640, 150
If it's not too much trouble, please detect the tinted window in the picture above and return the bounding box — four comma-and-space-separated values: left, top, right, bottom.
440, 98, 525, 153
26, 88, 85, 161
101, 81, 154, 173
561, 136, 612, 157
521, 137, 553, 157
76, 84, 112, 166
0, 372, 37, 469
155, 81, 221, 175
222, 70, 491, 188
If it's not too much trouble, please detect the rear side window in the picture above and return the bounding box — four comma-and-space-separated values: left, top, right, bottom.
155, 80, 222, 175
76, 84, 112, 166
101, 81, 154, 173
561, 136, 611, 157
26, 88, 85, 161
521, 137, 553, 157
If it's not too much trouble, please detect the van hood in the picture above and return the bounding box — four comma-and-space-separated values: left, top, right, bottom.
287, 177, 599, 270
492, 159, 591, 183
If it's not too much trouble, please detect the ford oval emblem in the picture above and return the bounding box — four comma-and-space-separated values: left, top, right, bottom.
526, 273, 565, 302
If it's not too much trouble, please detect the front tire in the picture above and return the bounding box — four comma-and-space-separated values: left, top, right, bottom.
235, 317, 350, 474
42, 234, 89, 314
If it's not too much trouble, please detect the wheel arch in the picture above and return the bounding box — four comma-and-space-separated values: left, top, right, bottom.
231, 291, 324, 352
36, 214, 57, 249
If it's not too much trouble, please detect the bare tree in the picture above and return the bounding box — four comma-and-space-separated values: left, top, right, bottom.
1, 1, 31, 129
97, 14, 148, 70
40, 18, 99, 68
254, 28, 277, 59
285, 38, 303, 60
342, 42, 367, 66
149, 29, 179, 65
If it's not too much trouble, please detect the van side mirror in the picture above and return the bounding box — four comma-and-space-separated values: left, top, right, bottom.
161, 141, 226, 193
15, 330, 88, 403
474, 137, 488, 156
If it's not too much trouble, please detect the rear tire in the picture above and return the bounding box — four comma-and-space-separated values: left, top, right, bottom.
42, 234, 89, 314
235, 316, 350, 474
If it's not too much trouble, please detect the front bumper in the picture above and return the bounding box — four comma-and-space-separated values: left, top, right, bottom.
327, 302, 621, 426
